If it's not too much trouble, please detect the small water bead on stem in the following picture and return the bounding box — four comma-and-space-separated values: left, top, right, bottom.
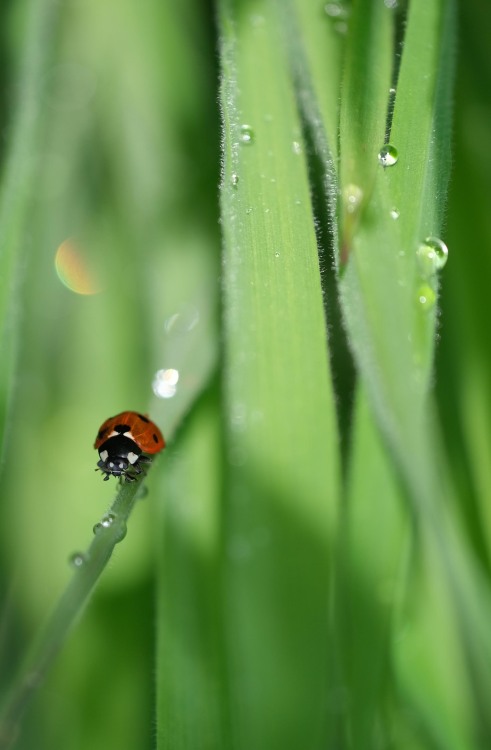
93, 513, 116, 534
231, 172, 239, 187
69, 552, 87, 568
416, 237, 448, 277
378, 143, 398, 167
390, 207, 400, 220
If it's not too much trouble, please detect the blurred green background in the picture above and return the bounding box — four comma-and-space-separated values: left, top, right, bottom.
0, 0, 490, 748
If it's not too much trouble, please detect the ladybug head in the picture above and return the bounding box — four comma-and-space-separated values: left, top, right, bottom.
97, 434, 142, 481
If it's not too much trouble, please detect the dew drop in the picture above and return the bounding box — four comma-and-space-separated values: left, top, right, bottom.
384, 0, 398, 8
343, 183, 363, 214
245, 207, 253, 215
231, 172, 239, 187
239, 124, 254, 145
390, 207, 400, 220
93, 522, 103, 535
378, 143, 398, 167
417, 284, 436, 312
274, 251, 280, 258
292, 141, 302, 155
101, 513, 116, 528
114, 522, 128, 544
417, 237, 448, 276
69, 552, 87, 568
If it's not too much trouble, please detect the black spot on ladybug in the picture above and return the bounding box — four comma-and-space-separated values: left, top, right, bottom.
97, 428, 108, 440
138, 414, 150, 422
114, 423, 131, 434
153, 433, 159, 443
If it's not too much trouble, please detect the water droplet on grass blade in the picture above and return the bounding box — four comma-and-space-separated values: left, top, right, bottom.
69, 552, 87, 568
417, 237, 448, 276
378, 144, 398, 167
417, 284, 436, 312
240, 124, 254, 145
390, 207, 400, 220
231, 173, 239, 187
101, 513, 116, 528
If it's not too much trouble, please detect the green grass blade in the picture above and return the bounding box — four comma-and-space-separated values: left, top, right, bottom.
156, 391, 228, 750
219, 0, 340, 747
339, 388, 407, 748
0, 0, 59, 457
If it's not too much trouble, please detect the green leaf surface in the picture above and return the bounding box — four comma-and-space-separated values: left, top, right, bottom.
156, 391, 228, 750
219, 1, 340, 747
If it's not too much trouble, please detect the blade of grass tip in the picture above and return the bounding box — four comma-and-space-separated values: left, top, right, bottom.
0, 0, 59, 464
156, 389, 229, 750
0, 473, 153, 749
219, 0, 340, 747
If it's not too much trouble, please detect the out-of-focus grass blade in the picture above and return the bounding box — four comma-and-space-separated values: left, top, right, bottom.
156, 391, 228, 750
394, 529, 478, 750
0, 1, 58, 459
339, 388, 407, 749
219, 0, 340, 747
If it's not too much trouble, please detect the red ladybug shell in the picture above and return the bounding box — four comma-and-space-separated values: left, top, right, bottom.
94, 411, 165, 454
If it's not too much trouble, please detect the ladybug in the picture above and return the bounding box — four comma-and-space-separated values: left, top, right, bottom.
94, 411, 165, 482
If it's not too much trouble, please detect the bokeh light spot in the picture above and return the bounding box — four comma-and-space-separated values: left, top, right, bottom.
54, 239, 103, 295
152, 368, 179, 399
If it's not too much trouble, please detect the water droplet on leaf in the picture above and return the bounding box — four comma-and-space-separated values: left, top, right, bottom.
390, 207, 400, 220
378, 144, 398, 167
69, 552, 87, 568
240, 124, 254, 145
417, 284, 436, 312
231, 173, 239, 187
417, 237, 448, 276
